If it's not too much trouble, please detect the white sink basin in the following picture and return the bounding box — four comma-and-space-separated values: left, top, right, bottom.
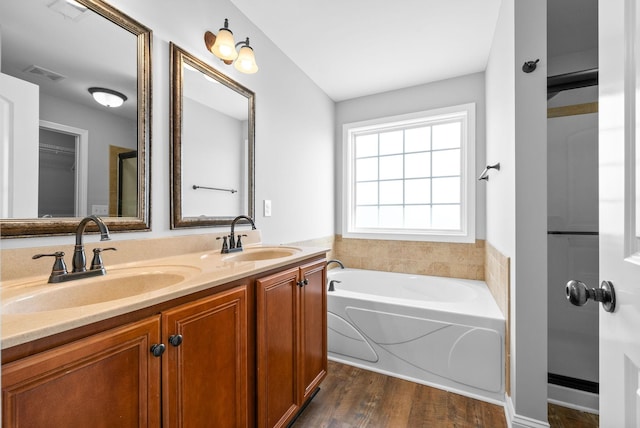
2, 266, 199, 314
221, 246, 301, 262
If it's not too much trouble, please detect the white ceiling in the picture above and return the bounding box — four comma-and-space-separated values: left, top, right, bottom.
230, 0, 503, 101
231, 0, 599, 101
0, 1, 599, 112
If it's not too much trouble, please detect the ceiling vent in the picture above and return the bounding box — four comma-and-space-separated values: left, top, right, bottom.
47, 0, 88, 21
23, 65, 67, 82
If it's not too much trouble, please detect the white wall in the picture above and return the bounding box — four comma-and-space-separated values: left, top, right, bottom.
335, 72, 486, 240
486, 0, 548, 425
514, 0, 548, 419
181, 97, 244, 217
1, 0, 335, 249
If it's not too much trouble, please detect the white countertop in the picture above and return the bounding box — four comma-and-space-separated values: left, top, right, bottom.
1, 244, 328, 349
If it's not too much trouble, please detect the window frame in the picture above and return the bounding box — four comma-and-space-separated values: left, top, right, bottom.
341, 103, 476, 243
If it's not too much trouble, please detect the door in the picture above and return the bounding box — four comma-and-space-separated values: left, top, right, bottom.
38, 128, 76, 217
0, 73, 39, 218
2, 317, 161, 427
118, 150, 138, 216
298, 260, 327, 403
256, 267, 299, 428
599, 0, 640, 425
162, 285, 249, 427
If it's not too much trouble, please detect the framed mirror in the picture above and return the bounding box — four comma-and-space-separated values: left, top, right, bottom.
170, 43, 255, 228
0, 0, 151, 237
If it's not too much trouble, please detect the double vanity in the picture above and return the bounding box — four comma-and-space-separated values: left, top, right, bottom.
1, 232, 328, 428
1, 1, 326, 426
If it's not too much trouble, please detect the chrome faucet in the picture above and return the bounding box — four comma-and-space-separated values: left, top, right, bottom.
220, 215, 256, 254
33, 215, 116, 283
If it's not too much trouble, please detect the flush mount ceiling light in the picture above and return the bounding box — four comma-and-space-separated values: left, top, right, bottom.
204, 18, 259, 74
88, 87, 127, 108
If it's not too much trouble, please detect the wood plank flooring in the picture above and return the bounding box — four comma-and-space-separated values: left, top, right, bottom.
292, 361, 599, 428
292, 361, 506, 427
547, 403, 599, 428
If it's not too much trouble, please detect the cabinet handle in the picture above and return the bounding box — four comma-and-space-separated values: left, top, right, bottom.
297, 278, 309, 287
150, 343, 166, 357
303, 278, 309, 286
169, 334, 183, 347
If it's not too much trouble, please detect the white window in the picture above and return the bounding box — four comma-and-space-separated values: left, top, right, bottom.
342, 103, 475, 243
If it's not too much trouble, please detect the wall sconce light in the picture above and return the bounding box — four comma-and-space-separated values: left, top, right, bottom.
204, 18, 259, 74
88, 87, 127, 108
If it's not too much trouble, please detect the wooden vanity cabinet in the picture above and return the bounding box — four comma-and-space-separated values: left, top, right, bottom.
256, 260, 327, 428
1, 256, 326, 428
298, 261, 328, 404
162, 285, 249, 427
1, 316, 162, 427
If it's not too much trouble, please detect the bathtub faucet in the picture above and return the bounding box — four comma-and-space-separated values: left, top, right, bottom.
328, 279, 341, 292
327, 259, 345, 269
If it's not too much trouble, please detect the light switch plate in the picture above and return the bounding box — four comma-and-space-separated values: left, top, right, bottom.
263, 200, 272, 217
91, 204, 108, 215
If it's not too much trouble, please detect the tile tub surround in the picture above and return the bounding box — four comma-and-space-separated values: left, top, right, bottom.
332, 236, 485, 280
484, 241, 510, 318
484, 240, 511, 396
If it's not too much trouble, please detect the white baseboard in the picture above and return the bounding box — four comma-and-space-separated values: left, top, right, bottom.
547, 383, 599, 414
504, 395, 551, 428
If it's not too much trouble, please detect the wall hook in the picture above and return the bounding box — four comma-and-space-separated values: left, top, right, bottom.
522, 59, 539, 73
478, 162, 500, 181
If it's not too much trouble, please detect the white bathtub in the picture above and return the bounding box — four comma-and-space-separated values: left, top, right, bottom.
327, 268, 505, 404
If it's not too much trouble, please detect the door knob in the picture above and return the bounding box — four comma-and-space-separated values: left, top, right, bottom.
566, 280, 616, 313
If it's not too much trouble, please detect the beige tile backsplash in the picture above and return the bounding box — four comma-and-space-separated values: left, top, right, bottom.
484, 240, 510, 318
483, 240, 511, 396
331, 235, 485, 280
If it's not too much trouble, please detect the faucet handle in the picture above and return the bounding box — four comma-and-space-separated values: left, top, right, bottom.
90, 247, 117, 270
236, 234, 248, 250
33, 252, 68, 278
217, 236, 229, 253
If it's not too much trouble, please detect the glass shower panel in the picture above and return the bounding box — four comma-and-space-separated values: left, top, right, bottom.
547, 84, 599, 400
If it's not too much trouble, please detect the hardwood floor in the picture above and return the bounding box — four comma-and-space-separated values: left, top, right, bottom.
292, 361, 506, 427
547, 403, 599, 428
292, 361, 599, 428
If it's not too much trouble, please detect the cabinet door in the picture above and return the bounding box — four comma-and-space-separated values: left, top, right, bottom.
2, 316, 161, 428
256, 267, 299, 428
162, 285, 248, 428
298, 260, 327, 403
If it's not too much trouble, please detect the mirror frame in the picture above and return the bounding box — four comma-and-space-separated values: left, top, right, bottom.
0, 0, 152, 238
170, 43, 255, 229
